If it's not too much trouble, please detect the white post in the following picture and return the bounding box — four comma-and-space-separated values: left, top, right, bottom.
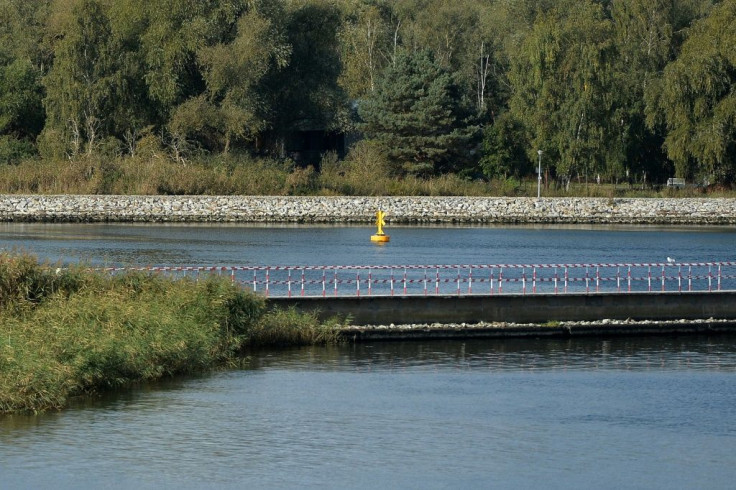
537, 150, 543, 199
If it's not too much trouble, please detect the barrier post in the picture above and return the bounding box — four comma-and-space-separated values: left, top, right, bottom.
490, 268, 494, 295
435, 268, 439, 295
499, 268, 503, 294
678, 266, 682, 292
718, 264, 722, 291
356, 271, 360, 297
628, 266, 631, 292
708, 265, 712, 292
648, 266, 651, 292
469, 267, 473, 294
368, 268, 372, 296
596, 267, 600, 293
554, 267, 558, 294
456, 267, 461, 296
617, 267, 620, 292
564, 267, 568, 293
265, 267, 270, 298
688, 266, 692, 292
253, 269, 257, 292
404, 268, 408, 296
532, 267, 536, 294
334, 268, 338, 297
288, 269, 292, 298
424, 268, 428, 296
661, 265, 665, 292
322, 268, 326, 297
522, 268, 526, 295
301, 268, 305, 296
391, 268, 395, 296
586, 267, 590, 294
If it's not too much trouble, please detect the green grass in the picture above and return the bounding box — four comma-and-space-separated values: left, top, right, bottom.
0, 252, 343, 414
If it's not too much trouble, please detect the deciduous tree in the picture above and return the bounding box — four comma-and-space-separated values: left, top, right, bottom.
646, 0, 736, 184
338, 2, 393, 99
263, 1, 347, 144
41, 0, 130, 157
607, 0, 677, 183
0, 0, 48, 161
508, 1, 616, 187
172, 8, 290, 154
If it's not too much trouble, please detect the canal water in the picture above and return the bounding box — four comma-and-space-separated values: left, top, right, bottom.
2, 337, 736, 489
1, 222, 735, 266
1, 223, 736, 488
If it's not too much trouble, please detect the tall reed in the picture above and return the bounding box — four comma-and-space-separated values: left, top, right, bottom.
0, 151, 730, 197
0, 253, 343, 414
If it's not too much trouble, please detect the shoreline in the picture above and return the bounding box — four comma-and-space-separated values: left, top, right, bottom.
1, 195, 736, 224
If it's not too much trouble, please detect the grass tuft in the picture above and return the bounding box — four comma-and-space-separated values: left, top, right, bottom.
247, 307, 343, 347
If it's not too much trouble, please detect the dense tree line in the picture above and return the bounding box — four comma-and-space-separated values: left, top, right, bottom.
0, 0, 734, 187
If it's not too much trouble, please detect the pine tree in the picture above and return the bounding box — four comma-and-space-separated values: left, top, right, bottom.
359, 49, 475, 176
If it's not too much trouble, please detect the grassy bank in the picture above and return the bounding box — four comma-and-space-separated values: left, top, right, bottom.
2, 145, 732, 198
0, 253, 341, 414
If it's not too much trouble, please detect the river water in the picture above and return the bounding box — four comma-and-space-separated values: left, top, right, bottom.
1, 223, 736, 488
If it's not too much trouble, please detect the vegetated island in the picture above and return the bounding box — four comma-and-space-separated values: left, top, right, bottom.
0, 252, 341, 415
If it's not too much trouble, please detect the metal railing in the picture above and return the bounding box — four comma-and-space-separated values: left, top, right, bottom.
101, 261, 736, 298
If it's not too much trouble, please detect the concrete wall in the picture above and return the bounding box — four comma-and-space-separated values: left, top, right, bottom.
2, 195, 736, 224
269, 291, 736, 325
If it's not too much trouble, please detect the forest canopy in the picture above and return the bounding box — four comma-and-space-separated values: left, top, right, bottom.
0, 0, 734, 187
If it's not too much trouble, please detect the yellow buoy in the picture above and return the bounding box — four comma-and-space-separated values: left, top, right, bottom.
371, 209, 390, 243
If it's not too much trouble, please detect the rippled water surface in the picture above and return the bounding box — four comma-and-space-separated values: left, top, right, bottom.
2, 224, 736, 488
2, 337, 736, 489
1, 222, 735, 266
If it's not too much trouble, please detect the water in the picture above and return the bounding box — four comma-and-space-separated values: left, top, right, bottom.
2, 223, 736, 488
2, 337, 736, 489
1, 222, 735, 266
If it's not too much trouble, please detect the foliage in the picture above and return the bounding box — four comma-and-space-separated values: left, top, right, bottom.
605, 0, 676, 184
265, 1, 347, 137
1, 149, 734, 197
0, 0, 732, 187
0, 0, 46, 159
359, 49, 477, 176
480, 112, 529, 179
508, 1, 616, 185
246, 307, 342, 347
0, 252, 343, 414
645, 0, 736, 184
337, 1, 393, 99
0, 135, 36, 164
173, 7, 291, 154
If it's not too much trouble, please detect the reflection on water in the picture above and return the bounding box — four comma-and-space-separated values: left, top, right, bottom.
2, 336, 736, 489
250, 335, 736, 372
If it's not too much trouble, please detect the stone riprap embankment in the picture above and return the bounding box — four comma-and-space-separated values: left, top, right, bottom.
339, 318, 736, 341
1, 195, 735, 224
